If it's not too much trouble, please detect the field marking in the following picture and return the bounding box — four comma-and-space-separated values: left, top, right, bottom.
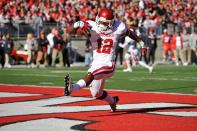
1, 69, 197, 76
0, 83, 196, 96
0, 94, 195, 117
51, 70, 197, 75
0, 92, 41, 98
2, 74, 62, 77
107, 88, 197, 96
40, 82, 54, 85
1, 84, 197, 131
0, 83, 64, 88
128, 77, 197, 82
51, 70, 87, 73
0, 118, 90, 131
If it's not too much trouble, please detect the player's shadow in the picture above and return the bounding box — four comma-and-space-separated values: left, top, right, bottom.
90, 106, 196, 117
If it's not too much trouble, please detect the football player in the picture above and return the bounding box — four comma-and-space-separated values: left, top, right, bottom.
123, 43, 153, 73
64, 8, 146, 112
161, 29, 174, 61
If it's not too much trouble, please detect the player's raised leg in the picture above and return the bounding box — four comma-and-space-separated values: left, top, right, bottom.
64, 72, 94, 96
138, 61, 153, 73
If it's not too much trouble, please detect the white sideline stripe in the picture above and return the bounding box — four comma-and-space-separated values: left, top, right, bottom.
0, 83, 196, 96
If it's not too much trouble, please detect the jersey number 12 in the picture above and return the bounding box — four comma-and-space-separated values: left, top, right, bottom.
97, 38, 113, 54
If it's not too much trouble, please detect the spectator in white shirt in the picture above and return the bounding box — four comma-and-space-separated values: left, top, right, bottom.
181, 28, 191, 66
46, 28, 56, 66
171, 31, 183, 66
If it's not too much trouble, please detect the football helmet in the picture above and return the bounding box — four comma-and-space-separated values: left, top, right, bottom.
96, 8, 115, 34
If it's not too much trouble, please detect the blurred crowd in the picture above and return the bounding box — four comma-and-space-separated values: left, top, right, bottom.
0, 0, 197, 68
0, 0, 196, 35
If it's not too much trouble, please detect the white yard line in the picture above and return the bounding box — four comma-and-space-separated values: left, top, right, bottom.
2, 74, 62, 77
40, 82, 54, 85
51, 70, 87, 73
128, 77, 197, 82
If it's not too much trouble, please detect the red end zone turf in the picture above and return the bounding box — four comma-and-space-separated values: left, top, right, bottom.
0, 84, 197, 131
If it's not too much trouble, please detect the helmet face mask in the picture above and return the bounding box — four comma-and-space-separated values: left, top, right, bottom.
96, 8, 115, 34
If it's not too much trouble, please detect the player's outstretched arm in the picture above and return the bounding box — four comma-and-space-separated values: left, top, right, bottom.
126, 29, 146, 48
67, 21, 86, 34
67, 21, 91, 36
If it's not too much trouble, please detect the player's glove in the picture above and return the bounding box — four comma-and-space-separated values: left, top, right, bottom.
139, 41, 146, 49
74, 21, 85, 29
74, 21, 90, 32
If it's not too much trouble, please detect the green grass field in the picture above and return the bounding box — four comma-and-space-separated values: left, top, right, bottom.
0, 65, 197, 94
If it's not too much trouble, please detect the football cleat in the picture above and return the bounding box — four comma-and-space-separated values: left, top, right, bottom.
64, 74, 72, 96
110, 96, 119, 112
